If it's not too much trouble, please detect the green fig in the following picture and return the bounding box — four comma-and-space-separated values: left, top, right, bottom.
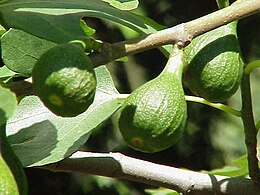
184, 21, 244, 102
119, 46, 187, 153
32, 43, 96, 117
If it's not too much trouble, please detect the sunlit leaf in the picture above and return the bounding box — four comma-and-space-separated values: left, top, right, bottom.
0, 66, 18, 83
102, 0, 139, 10
203, 155, 250, 177
0, 124, 27, 195
1, 28, 56, 76
0, 0, 172, 75
0, 85, 17, 125
145, 188, 178, 195
0, 0, 165, 43
0, 24, 6, 36
0, 155, 19, 195
216, 0, 229, 9
80, 19, 95, 37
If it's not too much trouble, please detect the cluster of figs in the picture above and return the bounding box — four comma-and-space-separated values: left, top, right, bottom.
32, 21, 244, 153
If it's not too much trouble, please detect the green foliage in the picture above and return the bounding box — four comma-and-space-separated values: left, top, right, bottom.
145, 188, 178, 195
0, 0, 161, 44
0, 87, 27, 194
1, 29, 56, 76
204, 155, 250, 177
0, 125, 27, 195
0, 155, 19, 195
0, 86, 17, 125
0, 0, 260, 194
102, 0, 139, 10
216, 0, 229, 9
0, 66, 18, 83
0, 24, 6, 36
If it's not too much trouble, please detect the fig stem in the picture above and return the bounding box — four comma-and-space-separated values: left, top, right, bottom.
244, 60, 260, 74
116, 94, 241, 117
163, 45, 184, 78
116, 94, 129, 104
185, 96, 241, 117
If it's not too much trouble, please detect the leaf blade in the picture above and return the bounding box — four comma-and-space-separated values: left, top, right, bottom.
0, 85, 17, 125
0, 0, 164, 43
1, 28, 56, 76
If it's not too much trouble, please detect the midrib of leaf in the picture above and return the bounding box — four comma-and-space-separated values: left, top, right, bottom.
7, 111, 47, 125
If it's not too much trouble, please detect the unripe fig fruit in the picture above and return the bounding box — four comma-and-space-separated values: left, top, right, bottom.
119, 46, 187, 153
184, 21, 244, 102
32, 43, 96, 117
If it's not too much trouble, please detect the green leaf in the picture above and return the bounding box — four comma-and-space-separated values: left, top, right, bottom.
80, 19, 95, 37
257, 130, 260, 161
0, 1, 172, 76
0, 24, 6, 36
0, 124, 28, 195
0, 0, 164, 43
145, 188, 178, 195
1, 28, 56, 76
216, 0, 229, 9
0, 66, 18, 83
0, 85, 17, 125
6, 65, 120, 167
0, 155, 19, 195
102, 0, 139, 10
203, 155, 250, 177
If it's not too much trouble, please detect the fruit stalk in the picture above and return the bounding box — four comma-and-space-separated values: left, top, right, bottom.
163, 45, 184, 78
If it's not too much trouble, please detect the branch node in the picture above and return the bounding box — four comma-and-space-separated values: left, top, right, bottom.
176, 23, 192, 47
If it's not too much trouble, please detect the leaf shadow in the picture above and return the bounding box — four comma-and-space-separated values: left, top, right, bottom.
0, 108, 7, 126
7, 120, 58, 167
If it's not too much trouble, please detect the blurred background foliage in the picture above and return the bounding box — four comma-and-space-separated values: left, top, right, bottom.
18, 0, 260, 194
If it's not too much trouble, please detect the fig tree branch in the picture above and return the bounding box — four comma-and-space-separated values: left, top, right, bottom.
240, 74, 260, 183
90, 0, 260, 66
42, 151, 260, 195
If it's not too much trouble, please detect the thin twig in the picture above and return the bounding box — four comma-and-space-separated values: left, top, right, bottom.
90, 0, 260, 66
240, 74, 260, 183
